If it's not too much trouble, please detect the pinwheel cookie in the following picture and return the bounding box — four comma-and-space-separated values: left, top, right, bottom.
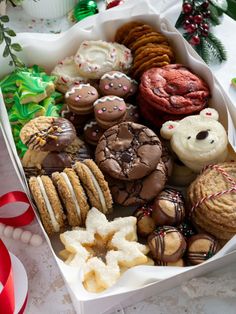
60, 207, 150, 292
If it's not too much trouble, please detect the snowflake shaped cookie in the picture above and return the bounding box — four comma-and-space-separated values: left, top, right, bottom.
60, 207, 150, 292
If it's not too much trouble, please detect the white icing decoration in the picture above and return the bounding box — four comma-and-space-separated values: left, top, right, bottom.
84, 121, 98, 130
65, 83, 91, 98
61, 172, 81, 220
101, 72, 131, 81
127, 104, 136, 109
37, 176, 60, 232
93, 95, 124, 106
82, 164, 107, 213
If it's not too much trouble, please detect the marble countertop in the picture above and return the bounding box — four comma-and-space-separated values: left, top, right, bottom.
1, 1, 236, 314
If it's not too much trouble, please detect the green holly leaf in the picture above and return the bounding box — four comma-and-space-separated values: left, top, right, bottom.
0, 32, 3, 45
225, 0, 236, 20
210, 0, 228, 11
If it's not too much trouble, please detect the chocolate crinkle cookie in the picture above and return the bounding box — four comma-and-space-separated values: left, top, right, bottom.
95, 121, 162, 181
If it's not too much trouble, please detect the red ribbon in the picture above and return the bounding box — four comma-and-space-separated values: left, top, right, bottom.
0, 191, 35, 226
0, 240, 28, 314
0, 239, 15, 314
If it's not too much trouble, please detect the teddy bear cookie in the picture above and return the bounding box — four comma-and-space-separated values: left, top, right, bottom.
160, 108, 228, 172
93, 96, 127, 129
65, 83, 99, 115
99, 71, 137, 98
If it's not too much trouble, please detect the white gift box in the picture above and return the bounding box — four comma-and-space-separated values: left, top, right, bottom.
1, 0, 236, 313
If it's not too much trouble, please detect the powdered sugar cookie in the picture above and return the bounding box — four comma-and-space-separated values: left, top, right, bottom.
51, 56, 88, 93
75, 41, 118, 79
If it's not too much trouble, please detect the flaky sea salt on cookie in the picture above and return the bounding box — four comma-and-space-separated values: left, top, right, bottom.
60, 207, 149, 292
51, 56, 88, 93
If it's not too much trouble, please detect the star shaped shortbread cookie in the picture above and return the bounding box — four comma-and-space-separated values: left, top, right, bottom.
60, 207, 150, 292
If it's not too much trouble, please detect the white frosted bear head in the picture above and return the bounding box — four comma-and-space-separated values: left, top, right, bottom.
160, 108, 228, 172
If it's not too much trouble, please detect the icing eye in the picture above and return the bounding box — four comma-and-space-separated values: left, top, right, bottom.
109, 83, 114, 87
102, 107, 107, 112
211, 140, 215, 144
118, 84, 122, 88
187, 136, 191, 140
113, 106, 118, 110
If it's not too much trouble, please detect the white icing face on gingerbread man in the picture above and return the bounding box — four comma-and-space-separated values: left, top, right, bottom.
160, 108, 228, 172
99, 71, 137, 98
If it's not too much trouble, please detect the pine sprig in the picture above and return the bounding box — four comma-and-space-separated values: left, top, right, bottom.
0, 15, 25, 68
209, 3, 222, 25
206, 32, 227, 61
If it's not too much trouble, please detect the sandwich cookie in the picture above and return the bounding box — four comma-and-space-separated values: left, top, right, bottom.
73, 159, 113, 214
52, 168, 89, 227
29, 175, 65, 235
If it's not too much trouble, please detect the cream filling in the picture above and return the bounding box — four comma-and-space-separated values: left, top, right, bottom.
37, 176, 60, 232
83, 164, 107, 212
61, 172, 81, 220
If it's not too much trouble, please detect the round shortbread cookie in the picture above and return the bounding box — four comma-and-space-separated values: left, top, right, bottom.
51, 56, 88, 93
74, 40, 118, 79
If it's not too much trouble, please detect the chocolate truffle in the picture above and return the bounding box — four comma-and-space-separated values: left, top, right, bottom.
148, 226, 186, 263
133, 205, 155, 237
95, 122, 162, 181
186, 234, 219, 265
152, 188, 185, 226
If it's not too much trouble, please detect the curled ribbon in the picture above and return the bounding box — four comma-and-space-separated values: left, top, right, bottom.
0, 191, 35, 226
0, 240, 28, 314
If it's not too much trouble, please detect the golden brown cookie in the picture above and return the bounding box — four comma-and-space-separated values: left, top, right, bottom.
134, 45, 175, 63
188, 162, 236, 240
130, 32, 168, 52
134, 43, 170, 57
133, 59, 170, 80
131, 54, 170, 78
122, 24, 154, 47
114, 21, 144, 43
29, 175, 66, 235
73, 159, 113, 214
52, 168, 89, 227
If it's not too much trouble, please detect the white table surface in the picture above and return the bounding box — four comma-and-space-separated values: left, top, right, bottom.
1, 1, 236, 314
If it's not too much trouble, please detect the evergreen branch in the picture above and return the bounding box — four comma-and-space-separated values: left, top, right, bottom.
204, 32, 227, 62
209, 3, 222, 25
225, 0, 236, 20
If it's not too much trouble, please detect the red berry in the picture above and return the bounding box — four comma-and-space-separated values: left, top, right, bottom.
183, 19, 191, 29
203, 10, 211, 18
201, 23, 209, 30
186, 23, 197, 33
193, 14, 203, 24
190, 35, 201, 45
188, 14, 194, 21
201, 29, 209, 37
182, 3, 193, 14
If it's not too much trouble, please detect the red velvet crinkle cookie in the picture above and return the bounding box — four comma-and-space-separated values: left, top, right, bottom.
139, 64, 210, 115
95, 122, 162, 181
